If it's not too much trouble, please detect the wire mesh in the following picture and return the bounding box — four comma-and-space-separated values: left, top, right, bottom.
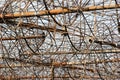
0, 0, 120, 79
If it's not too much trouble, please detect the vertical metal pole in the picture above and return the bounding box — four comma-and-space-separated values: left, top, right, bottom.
50, 59, 54, 80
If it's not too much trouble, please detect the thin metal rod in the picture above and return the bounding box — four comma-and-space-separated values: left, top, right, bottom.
20, 49, 120, 55
19, 22, 66, 33
0, 4, 120, 19
1, 57, 120, 66
89, 39, 120, 49
0, 35, 45, 41
0, 75, 119, 79
0, 64, 95, 73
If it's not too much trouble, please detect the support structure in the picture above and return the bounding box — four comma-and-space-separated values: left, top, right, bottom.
0, 0, 120, 80
0, 4, 119, 19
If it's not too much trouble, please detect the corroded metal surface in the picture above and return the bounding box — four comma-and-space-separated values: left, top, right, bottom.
0, 0, 120, 79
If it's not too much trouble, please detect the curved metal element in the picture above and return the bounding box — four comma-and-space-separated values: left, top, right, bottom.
0, 0, 120, 79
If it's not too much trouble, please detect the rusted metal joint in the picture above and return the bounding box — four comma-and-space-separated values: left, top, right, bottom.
89, 38, 120, 48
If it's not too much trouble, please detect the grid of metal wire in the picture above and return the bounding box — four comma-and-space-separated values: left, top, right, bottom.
0, 0, 120, 79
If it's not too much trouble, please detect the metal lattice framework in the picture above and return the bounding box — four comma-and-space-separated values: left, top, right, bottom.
0, 0, 120, 79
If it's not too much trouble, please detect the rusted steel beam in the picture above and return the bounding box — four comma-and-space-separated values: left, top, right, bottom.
1, 57, 120, 66
19, 22, 66, 33
1, 20, 81, 36
89, 39, 120, 49
0, 20, 66, 33
0, 64, 95, 73
47, 49, 120, 54
19, 23, 82, 36
0, 35, 45, 41
0, 64, 31, 68
0, 4, 120, 19
63, 66, 95, 73
0, 75, 119, 79
18, 22, 83, 37
21, 49, 120, 56
53, 58, 120, 66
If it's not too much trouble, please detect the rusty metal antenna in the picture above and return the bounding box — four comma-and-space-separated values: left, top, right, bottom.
0, 0, 120, 79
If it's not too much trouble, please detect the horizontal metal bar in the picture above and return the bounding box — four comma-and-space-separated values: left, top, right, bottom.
0, 35, 45, 41
1, 57, 120, 66
89, 39, 120, 49
19, 22, 66, 33
21, 49, 120, 56
0, 4, 120, 19
0, 64, 95, 72
0, 75, 119, 79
